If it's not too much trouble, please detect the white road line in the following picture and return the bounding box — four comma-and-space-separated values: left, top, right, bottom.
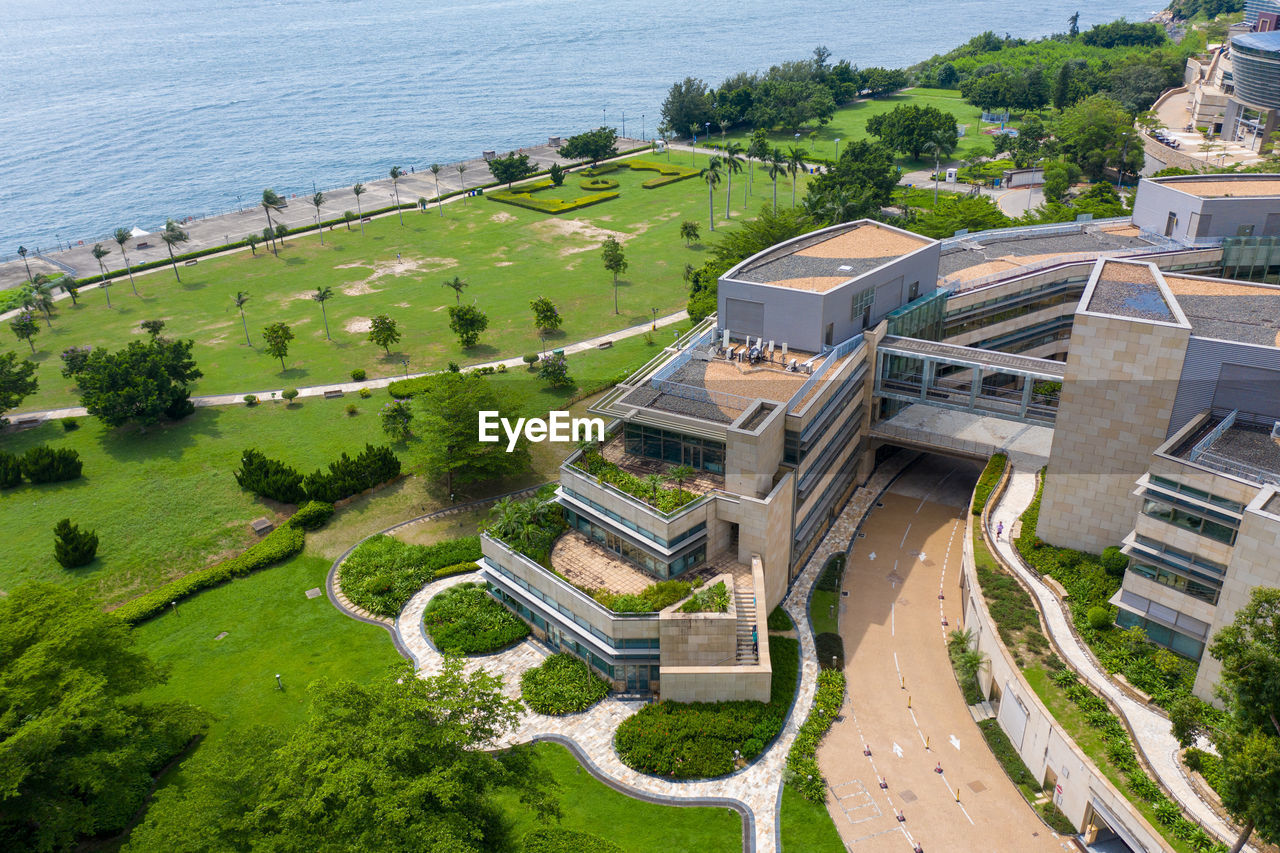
894, 652, 900, 675
891, 602, 895, 636
900, 523, 912, 549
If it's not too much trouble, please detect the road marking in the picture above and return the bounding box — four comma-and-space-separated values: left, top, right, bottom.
900, 523, 912, 549
894, 652, 900, 675
868, 551, 877, 561
950, 734, 961, 750
892, 742, 904, 758
891, 602, 895, 636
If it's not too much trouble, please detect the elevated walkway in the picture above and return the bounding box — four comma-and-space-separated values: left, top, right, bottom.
869, 403, 1053, 464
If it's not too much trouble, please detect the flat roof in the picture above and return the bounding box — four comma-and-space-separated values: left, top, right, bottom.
1085, 261, 1176, 322
939, 226, 1158, 284
734, 221, 933, 291
1173, 417, 1280, 484
1233, 30, 1280, 52
620, 350, 817, 423
1150, 175, 1280, 198
1164, 275, 1280, 347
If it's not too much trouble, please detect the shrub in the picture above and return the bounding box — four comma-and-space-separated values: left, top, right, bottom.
614, 637, 799, 779
522, 827, 622, 853
20, 446, 83, 484
1038, 801, 1076, 834
972, 452, 1007, 515
338, 535, 482, 617
767, 605, 793, 631
281, 387, 299, 403
522, 353, 540, 367
60, 416, 79, 431
1100, 546, 1128, 577
677, 580, 730, 613
520, 653, 611, 715
487, 179, 619, 214
234, 448, 306, 504
579, 177, 620, 191
1087, 605, 1113, 631
243, 394, 258, 406
586, 579, 692, 613
787, 668, 846, 801
423, 582, 529, 654
573, 450, 698, 514
1184, 747, 1225, 795
815, 553, 845, 592
164, 388, 196, 420
53, 518, 98, 568
288, 500, 334, 531
114, 522, 306, 623
303, 443, 400, 503
977, 719, 1039, 790
623, 159, 701, 188
345, 403, 358, 415
0, 452, 21, 489
815, 632, 845, 670
358, 387, 372, 399
350, 368, 366, 381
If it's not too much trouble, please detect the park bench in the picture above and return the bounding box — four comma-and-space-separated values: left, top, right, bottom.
250, 517, 274, 535
184, 259, 198, 266
323, 389, 343, 399
596, 340, 613, 349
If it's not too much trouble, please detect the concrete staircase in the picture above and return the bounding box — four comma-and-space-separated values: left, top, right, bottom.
734, 585, 758, 665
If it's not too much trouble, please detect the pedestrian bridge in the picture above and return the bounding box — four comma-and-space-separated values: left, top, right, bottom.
873, 336, 1065, 427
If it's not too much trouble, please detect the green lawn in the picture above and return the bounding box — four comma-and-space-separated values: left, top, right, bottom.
811, 589, 840, 635
492, 743, 742, 853
779, 785, 846, 852
709, 88, 1013, 169
0, 328, 678, 607
14, 152, 800, 413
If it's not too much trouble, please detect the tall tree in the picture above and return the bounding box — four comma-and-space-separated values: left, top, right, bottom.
767, 148, 786, 211
312, 286, 334, 340
113, 227, 139, 294
529, 296, 561, 342
53, 274, 79, 307
415, 372, 532, 494
310, 191, 326, 245
22, 278, 56, 327
659, 78, 715, 143
721, 142, 745, 220
430, 163, 444, 215
233, 291, 252, 345
442, 275, 468, 305
261, 189, 285, 254
368, 313, 402, 354
0, 350, 38, 419
680, 220, 701, 246
246, 232, 261, 255
700, 156, 723, 231
803, 139, 900, 223
91, 243, 111, 289
352, 183, 367, 235
556, 127, 619, 166
923, 128, 958, 205
263, 322, 294, 371
75, 337, 203, 427
161, 219, 190, 282
9, 311, 38, 352
456, 162, 468, 202
0, 584, 207, 852
447, 305, 487, 348
786, 145, 807, 207
390, 166, 405, 225
16, 245, 32, 281
600, 236, 628, 314
747, 130, 770, 197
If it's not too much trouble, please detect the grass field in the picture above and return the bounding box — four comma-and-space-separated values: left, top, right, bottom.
12, 152, 803, 412
707, 88, 1014, 169
779, 785, 846, 852
0, 328, 678, 606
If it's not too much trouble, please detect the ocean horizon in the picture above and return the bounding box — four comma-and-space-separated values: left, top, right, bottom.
0, 0, 1157, 251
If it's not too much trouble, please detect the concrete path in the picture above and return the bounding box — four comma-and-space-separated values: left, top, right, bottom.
987, 466, 1252, 852
8, 309, 689, 422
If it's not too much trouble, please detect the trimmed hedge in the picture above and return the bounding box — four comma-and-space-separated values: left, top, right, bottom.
423, 582, 530, 654
520, 653, 610, 715
624, 158, 701, 188
584, 579, 692, 613
302, 443, 400, 503
613, 636, 799, 779
114, 522, 305, 624
767, 605, 793, 631
20, 446, 83, 484
971, 452, 1007, 516
522, 827, 622, 853
787, 668, 846, 802
976, 718, 1040, 791
289, 500, 334, 531
578, 177, 620, 191
338, 534, 481, 617
487, 179, 619, 214
235, 448, 306, 504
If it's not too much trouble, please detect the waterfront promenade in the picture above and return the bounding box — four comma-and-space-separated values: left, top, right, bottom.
1, 137, 645, 291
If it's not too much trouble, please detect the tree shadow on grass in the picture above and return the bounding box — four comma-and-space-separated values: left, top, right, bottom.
460, 344, 499, 359
278, 367, 310, 382
94, 406, 227, 463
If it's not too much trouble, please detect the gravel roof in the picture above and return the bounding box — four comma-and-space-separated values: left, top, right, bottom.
1085, 262, 1175, 322
734, 222, 930, 289
938, 229, 1156, 277
1164, 275, 1280, 347
736, 252, 893, 287
1199, 424, 1280, 481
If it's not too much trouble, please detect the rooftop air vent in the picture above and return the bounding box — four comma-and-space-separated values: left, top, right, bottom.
1272, 420, 1280, 441
838, 265, 853, 272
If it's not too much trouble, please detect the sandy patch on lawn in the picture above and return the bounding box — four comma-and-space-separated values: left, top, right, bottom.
345, 316, 373, 333
283, 290, 318, 304
335, 256, 459, 296
343, 281, 383, 296
490, 211, 516, 223
495, 261, 513, 267
432, 305, 446, 312
529, 219, 641, 257
395, 302, 411, 308
205, 334, 227, 346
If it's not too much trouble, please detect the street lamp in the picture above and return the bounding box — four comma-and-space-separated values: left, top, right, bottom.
622, 110, 626, 138
651, 306, 658, 330
401, 358, 410, 378
835, 138, 841, 159
641, 114, 645, 141
602, 105, 606, 127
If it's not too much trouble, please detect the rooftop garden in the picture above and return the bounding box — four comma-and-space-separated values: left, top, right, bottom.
582, 579, 694, 613
677, 580, 730, 613
572, 449, 700, 514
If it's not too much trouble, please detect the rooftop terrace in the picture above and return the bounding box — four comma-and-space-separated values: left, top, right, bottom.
733, 221, 932, 291
1163, 274, 1280, 347
1154, 176, 1280, 198
1173, 413, 1280, 486
939, 222, 1159, 287
598, 432, 725, 494
550, 529, 751, 600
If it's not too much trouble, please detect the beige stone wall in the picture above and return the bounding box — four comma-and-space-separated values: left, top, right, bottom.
732, 471, 795, 610
1039, 310, 1191, 553
660, 666, 771, 703
726, 400, 787, 499
658, 574, 738, 667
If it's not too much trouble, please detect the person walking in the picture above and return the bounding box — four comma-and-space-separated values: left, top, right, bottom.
996, 520, 1004, 540
751, 625, 758, 657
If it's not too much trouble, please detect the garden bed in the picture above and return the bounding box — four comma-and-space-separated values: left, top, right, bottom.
422, 581, 530, 654
520, 653, 611, 715
338, 534, 480, 617
487, 179, 618, 214
572, 450, 700, 514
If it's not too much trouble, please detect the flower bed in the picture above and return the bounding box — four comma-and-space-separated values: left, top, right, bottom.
574, 450, 699, 514
971, 452, 1007, 516
613, 636, 799, 779
339, 534, 481, 617
423, 581, 530, 655
486, 179, 618, 214
520, 653, 610, 715
787, 668, 846, 802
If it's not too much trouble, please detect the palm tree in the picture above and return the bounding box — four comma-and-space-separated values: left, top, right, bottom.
23, 278, 56, 326
456, 162, 468, 203
16, 246, 32, 281
767, 150, 786, 212
100, 279, 114, 309
261, 189, 285, 255
923, 129, 957, 206
312, 286, 334, 340
389, 166, 405, 225
642, 473, 665, 504
246, 233, 261, 255
746, 134, 769, 197
786, 146, 807, 207
700, 156, 723, 232
442, 276, 467, 305
91, 243, 111, 289
352, 183, 366, 235
161, 219, 190, 282
233, 291, 252, 345
53, 274, 79, 306
113, 227, 138, 295
669, 464, 695, 494
721, 142, 745, 220
430, 163, 444, 215
311, 191, 326, 245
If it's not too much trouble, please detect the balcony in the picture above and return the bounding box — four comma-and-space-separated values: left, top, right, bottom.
598, 431, 725, 494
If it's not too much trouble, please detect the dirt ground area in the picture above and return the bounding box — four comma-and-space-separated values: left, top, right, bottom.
817, 455, 1071, 852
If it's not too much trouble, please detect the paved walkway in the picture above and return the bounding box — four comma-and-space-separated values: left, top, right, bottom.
987, 465, 1252, 852
8, 309, 689, 422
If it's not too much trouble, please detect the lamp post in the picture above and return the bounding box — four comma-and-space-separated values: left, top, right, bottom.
602, 105, 606, 127
835, 138, 841, 159
622, 110, 626, 138
401, 358, 410, 378
651, 306, 657, 330
641, 114, 645, 141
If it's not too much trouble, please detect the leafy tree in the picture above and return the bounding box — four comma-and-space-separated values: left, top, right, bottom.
233, 290, 252, 345
537, 351, 573, 388
53, 518, 98, 568
700, 156, 723, 232
113, 227, 138, 294
54, 274, 79, 306
161, 218, 190, 282
415, 372, 532, 494
352, 182, 367, 235
430, 163, 444, 215
711, 204, 816, 268
0, 351, 38, 419
310, 191, 326, 245
281, 387, 299, 404
312, 286, 334, 340
1042, 159, 1083, 202
680, 220, 701, 246
908, 194, 1013, 239
21, 278, 55, 326
529, 296, 561, 336
660, 78, 714, 142
1055, 94, 1144, 181
389, 165, 405, 225
9, 311, 38, 353
457, 162, 469, 202
380, 398, 413, 441
76, 337, 202, 427
557, 127, 618, 166
923, 128, 958, 205
803, 139, 899, 222
1080, 20, 1165, 49
866, 104, 959, 162
548, 161, 566, 186
274, 223, 288, 246
447, 305, 488, 348
245, 232, 261, 255
263, 322, 294, 371
442, 275, 468, 305
91, 243, 112, 291
489, 151, 535, 187
0, 583, 207, 851
369, 313, 402, 354
60, 345, 91, 379
140, 319, 166, 339
600, 236, 628, 314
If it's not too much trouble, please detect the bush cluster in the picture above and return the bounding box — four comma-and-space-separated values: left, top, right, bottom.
486, 496, 567, 566
53, 518, 99, 568
235, 444, 401, 506
971, 452, 1007, 516
787, 668, 846, 802
976, 718, 1040, 791
1183, 747, 1225, 796
423, 582, 530, 655
487, 179, 619, 214
520, 653, 611, 715
578, 177, 620, 191
574, 450, 699, 514
677, 580, 729, 613
815, 552, 845, 592
235, 448, 306, 503
4, 446, 84, 486
521, 828, 622, 853
614, 636, 799, 779
338, 534, 481, 617
289, 500, 334, 531
767, 605, 793, 631
624, 159, 701, 188
0, 452, 20, 489
1038, 801, 1076, 835
585, 579, 692, 613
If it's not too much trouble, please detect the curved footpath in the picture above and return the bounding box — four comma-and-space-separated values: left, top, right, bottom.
987, 465, 1252, 852
9, 309, 689, 421
326, 451, 915, 853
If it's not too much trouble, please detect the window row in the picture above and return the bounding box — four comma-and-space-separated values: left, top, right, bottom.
562, 486, 705, 548
623, 423, 726, 474
1148, 475, 1245, 513
567, 509, 705, 579
1115, 609, 1205, 660
1128, 561, 1221, 605
1141, 498, 1238, 545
